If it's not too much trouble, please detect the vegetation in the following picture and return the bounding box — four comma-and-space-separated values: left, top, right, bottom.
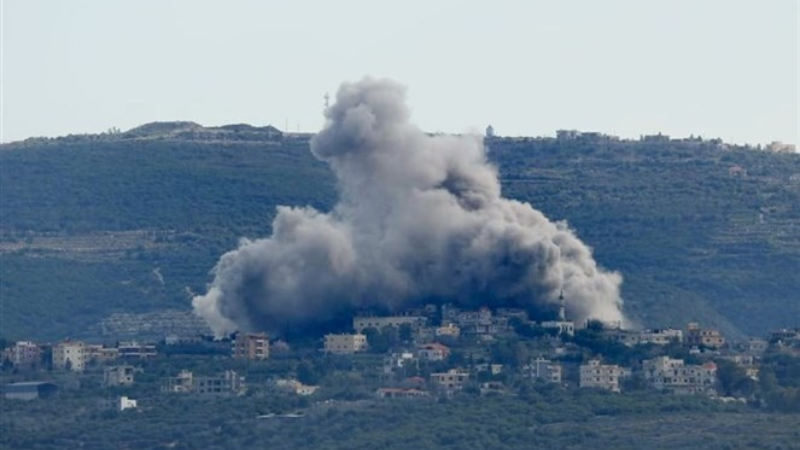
1, 129, 799, 340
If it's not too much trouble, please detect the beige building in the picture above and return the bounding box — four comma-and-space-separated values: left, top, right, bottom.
417, 343, 450, 361
232, 332, 269, 360
579, 359, 630, 392
523, 357, 562, 384
324, 333, 368, 354
642, 356, 717, 395
686, 323, 725, 349
84, 345, 119, 364
430, 369, 470, 390
10, 341, 41, 369
435, 323, 461, 337
52, 341, 86, 372
162, 369, 246, 395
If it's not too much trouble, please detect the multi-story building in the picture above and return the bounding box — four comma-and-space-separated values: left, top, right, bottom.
686, 323, 725, 349
523, 357, 562, 384
579, 359, 630, 392
52, 341, 86, 372
118, 341, 157, 359
162, 370, 245, 395
376, 388, 430, 399
324, 334, 368, 354
232, 332, 269, 360
104, 365, 138, 387
430, 369, 470, 391
417, 343, 450, 362
10, 341, 41, 369
84, 345, 119, 364
353, 316, 427, 333
435, 323, 461, 338
642, 356, 717, 395
604, 328, 683, 347
383, 352, 417, 374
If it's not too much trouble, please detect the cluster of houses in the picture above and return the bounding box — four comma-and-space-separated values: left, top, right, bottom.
3, 301, 799, 403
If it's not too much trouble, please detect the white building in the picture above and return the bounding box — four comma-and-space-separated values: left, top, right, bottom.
275, 379, 319, 396
119, 396, 137, 411
10, 341, 41, 369
416, 343, 450, 362
541, 292, 575, 336
523, 357, 562, 384
324, 334, 368, 354
579, 359, 630, 392
605, 328, 683, 346
52, 341, 86, 372
383, 352, 417, 374
435, 323, 461, 337
642, 356, 717, 395
353, 316, 427, 333
118, 341, 157, 359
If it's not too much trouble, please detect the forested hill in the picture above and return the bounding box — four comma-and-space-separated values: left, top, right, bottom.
1, 124, 798, 340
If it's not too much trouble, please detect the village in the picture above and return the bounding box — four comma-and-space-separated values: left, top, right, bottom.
3, 292, 799, 415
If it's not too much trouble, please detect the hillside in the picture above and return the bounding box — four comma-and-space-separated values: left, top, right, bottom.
1, 124, 798, 340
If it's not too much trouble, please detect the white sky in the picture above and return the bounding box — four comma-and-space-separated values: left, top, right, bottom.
1, 0, 798, 146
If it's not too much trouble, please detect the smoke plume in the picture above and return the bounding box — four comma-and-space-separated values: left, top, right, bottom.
193, 77, 625, 337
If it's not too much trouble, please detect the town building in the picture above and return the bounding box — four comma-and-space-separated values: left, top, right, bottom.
118, 341, 157, 359
324, 333, 368, 354
52, 340, 86, 371
417, 343, 450, 362
579, 359, 630, 392
353, 316, 427, 333
104, 365, 138, 387
604, 328, 683, 346
275, 379, 319, 396
162, 370, 246, 395
686, 323, 725, 349
523, 357, 562, 384
232, 332, 270, 360
642, 356, 717, 395
383, 352, 417, 374
119, 396, 137, 411
430, 369, 470, 391
435, 323, 461, 338
10, 341, 41, 369
540, 292, 575, 336
376, 388, 430, 399
3, 382, 59, 401
84, 344, 119, 364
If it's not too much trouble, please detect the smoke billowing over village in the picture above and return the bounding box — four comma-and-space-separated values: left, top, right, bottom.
193, 78, 626, 338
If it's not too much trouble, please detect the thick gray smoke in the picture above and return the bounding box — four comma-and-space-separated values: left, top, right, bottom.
193, 78, 625, 337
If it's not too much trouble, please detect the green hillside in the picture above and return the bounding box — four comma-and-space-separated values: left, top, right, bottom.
1, 126, 798, 340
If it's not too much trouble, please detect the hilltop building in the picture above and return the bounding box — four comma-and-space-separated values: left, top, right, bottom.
104, 365, 138, 387
430, 369, 470, 391
541, 292, 575, 336
162, 370, 245, 395
324, 333, 368, 354
417, 343, 450, 362
118, 341, 157, 359
603, 328, 683, 346
579, 359, 630, 392
232, 332, 270, 360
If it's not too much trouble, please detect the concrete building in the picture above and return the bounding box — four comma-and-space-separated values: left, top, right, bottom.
377, 388, 430, 399
353, 316, 427, 333
118, 341, 157, 359
275, 379, 319, 396
435, 323, 461, 337
52, 341, 86, 372
162, 370, 246, 395
686, 323, 725, 349
642, 356, 717, 395
3, 382, 59, 401
119, 396, 137, 411
523, 357, 562, 384
104, 365, 138, 387
579, 359, 630, 392
10, 341, 41, 369
541, 292, 575, 337
383, 352, 417, 374
84, 345, 119, 364
232, 332, 270, 360
604, 328, 683, 346
324, 333, 368, 354
417, 343, 450, 362
430, 369, 470, 391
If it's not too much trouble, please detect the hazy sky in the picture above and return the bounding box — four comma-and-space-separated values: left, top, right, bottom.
2, 0, 797, 146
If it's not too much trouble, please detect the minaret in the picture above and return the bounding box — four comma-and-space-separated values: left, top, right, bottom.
558, 291, 566, 322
